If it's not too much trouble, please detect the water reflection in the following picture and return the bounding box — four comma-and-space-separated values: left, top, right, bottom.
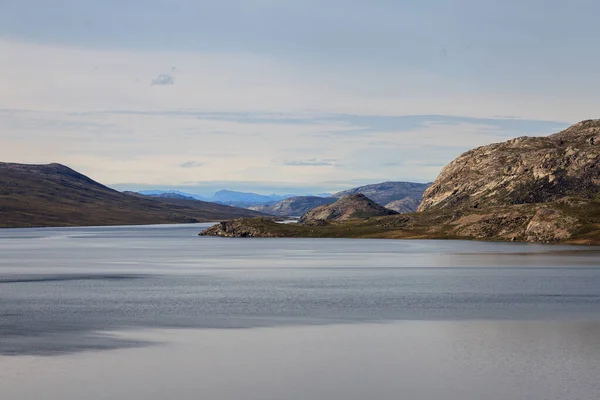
1, 225, 600, 356
1, 322, 599, 400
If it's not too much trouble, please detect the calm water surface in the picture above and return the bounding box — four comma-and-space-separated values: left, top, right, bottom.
1, 224, 600, 399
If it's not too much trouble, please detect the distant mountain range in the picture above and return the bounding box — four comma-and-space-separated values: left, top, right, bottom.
138, 190, 205, 201
250, 181, 431, 217
138, 189, 302, 207
0, 163, 266, 228
249, 196, 337, 217
333, 182, 430, 206
139, 182, 431, 214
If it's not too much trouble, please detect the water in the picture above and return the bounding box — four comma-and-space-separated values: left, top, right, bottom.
1, 224, 600, 399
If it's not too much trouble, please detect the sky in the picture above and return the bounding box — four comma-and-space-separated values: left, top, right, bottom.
1, 0, 599, 195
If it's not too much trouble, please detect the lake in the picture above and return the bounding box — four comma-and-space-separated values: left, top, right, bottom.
1, 224, 600, 399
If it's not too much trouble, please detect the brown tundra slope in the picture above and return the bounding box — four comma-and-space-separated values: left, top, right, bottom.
202, 120, 600, 244
0, 162, 266, 228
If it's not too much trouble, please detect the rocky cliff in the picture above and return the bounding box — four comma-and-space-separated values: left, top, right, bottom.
299, 194, 397, 223
419, 120, 600, 211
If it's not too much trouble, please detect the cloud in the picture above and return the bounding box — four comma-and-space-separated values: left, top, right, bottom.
180, 161, 203, 168
283, 158, 337, 166
151, 73, 174, 86
0, 103, 572, 191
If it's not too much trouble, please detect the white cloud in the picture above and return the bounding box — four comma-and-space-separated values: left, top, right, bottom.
0, 38, 587, 191
1, 38, 598, 120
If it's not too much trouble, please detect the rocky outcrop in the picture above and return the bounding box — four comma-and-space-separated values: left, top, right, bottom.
199, 218, 284, 237
384, 197, 422, 213
419, 120, 600, 211
333, 181, 429, 206
249, 196, 336, 217
300, 194, 397, 223
444, 204, 580, 243
523, 207, 578, 242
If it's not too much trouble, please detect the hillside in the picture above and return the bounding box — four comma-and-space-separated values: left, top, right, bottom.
201, 120, 600, 244
333, 181, 429, 212
0, 163, 265, 228
249, 196, 336, 217
124, 192, 267, 219
299, 194, 397, 223
384, 198, 422, 213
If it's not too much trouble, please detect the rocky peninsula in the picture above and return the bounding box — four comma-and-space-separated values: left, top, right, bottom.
201, 120, 600, 244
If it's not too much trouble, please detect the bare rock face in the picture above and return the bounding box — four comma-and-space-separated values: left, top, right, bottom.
445, 205, 579, 243
523, 208, 578, 242
300, 194, 397, 223
384, 197, 422, 213
419, 119, 600, 211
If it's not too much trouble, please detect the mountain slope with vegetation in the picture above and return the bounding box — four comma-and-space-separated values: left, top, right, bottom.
0, 163, 265, 228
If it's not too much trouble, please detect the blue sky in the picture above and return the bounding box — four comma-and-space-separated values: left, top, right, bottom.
1, 1, 598, 195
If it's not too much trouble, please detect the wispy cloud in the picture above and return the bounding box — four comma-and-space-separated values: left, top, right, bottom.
0, 103, 572, 192
151, 73, 174, 86
179, 161, 203, 168
283, 158, 337, 167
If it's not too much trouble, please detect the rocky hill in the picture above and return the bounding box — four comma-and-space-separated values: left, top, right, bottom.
0, 163, 265, 228
333, 181, 429, 209
249, 196, 336, 217
300, 194, 397, 223
419, 119, 600, 211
